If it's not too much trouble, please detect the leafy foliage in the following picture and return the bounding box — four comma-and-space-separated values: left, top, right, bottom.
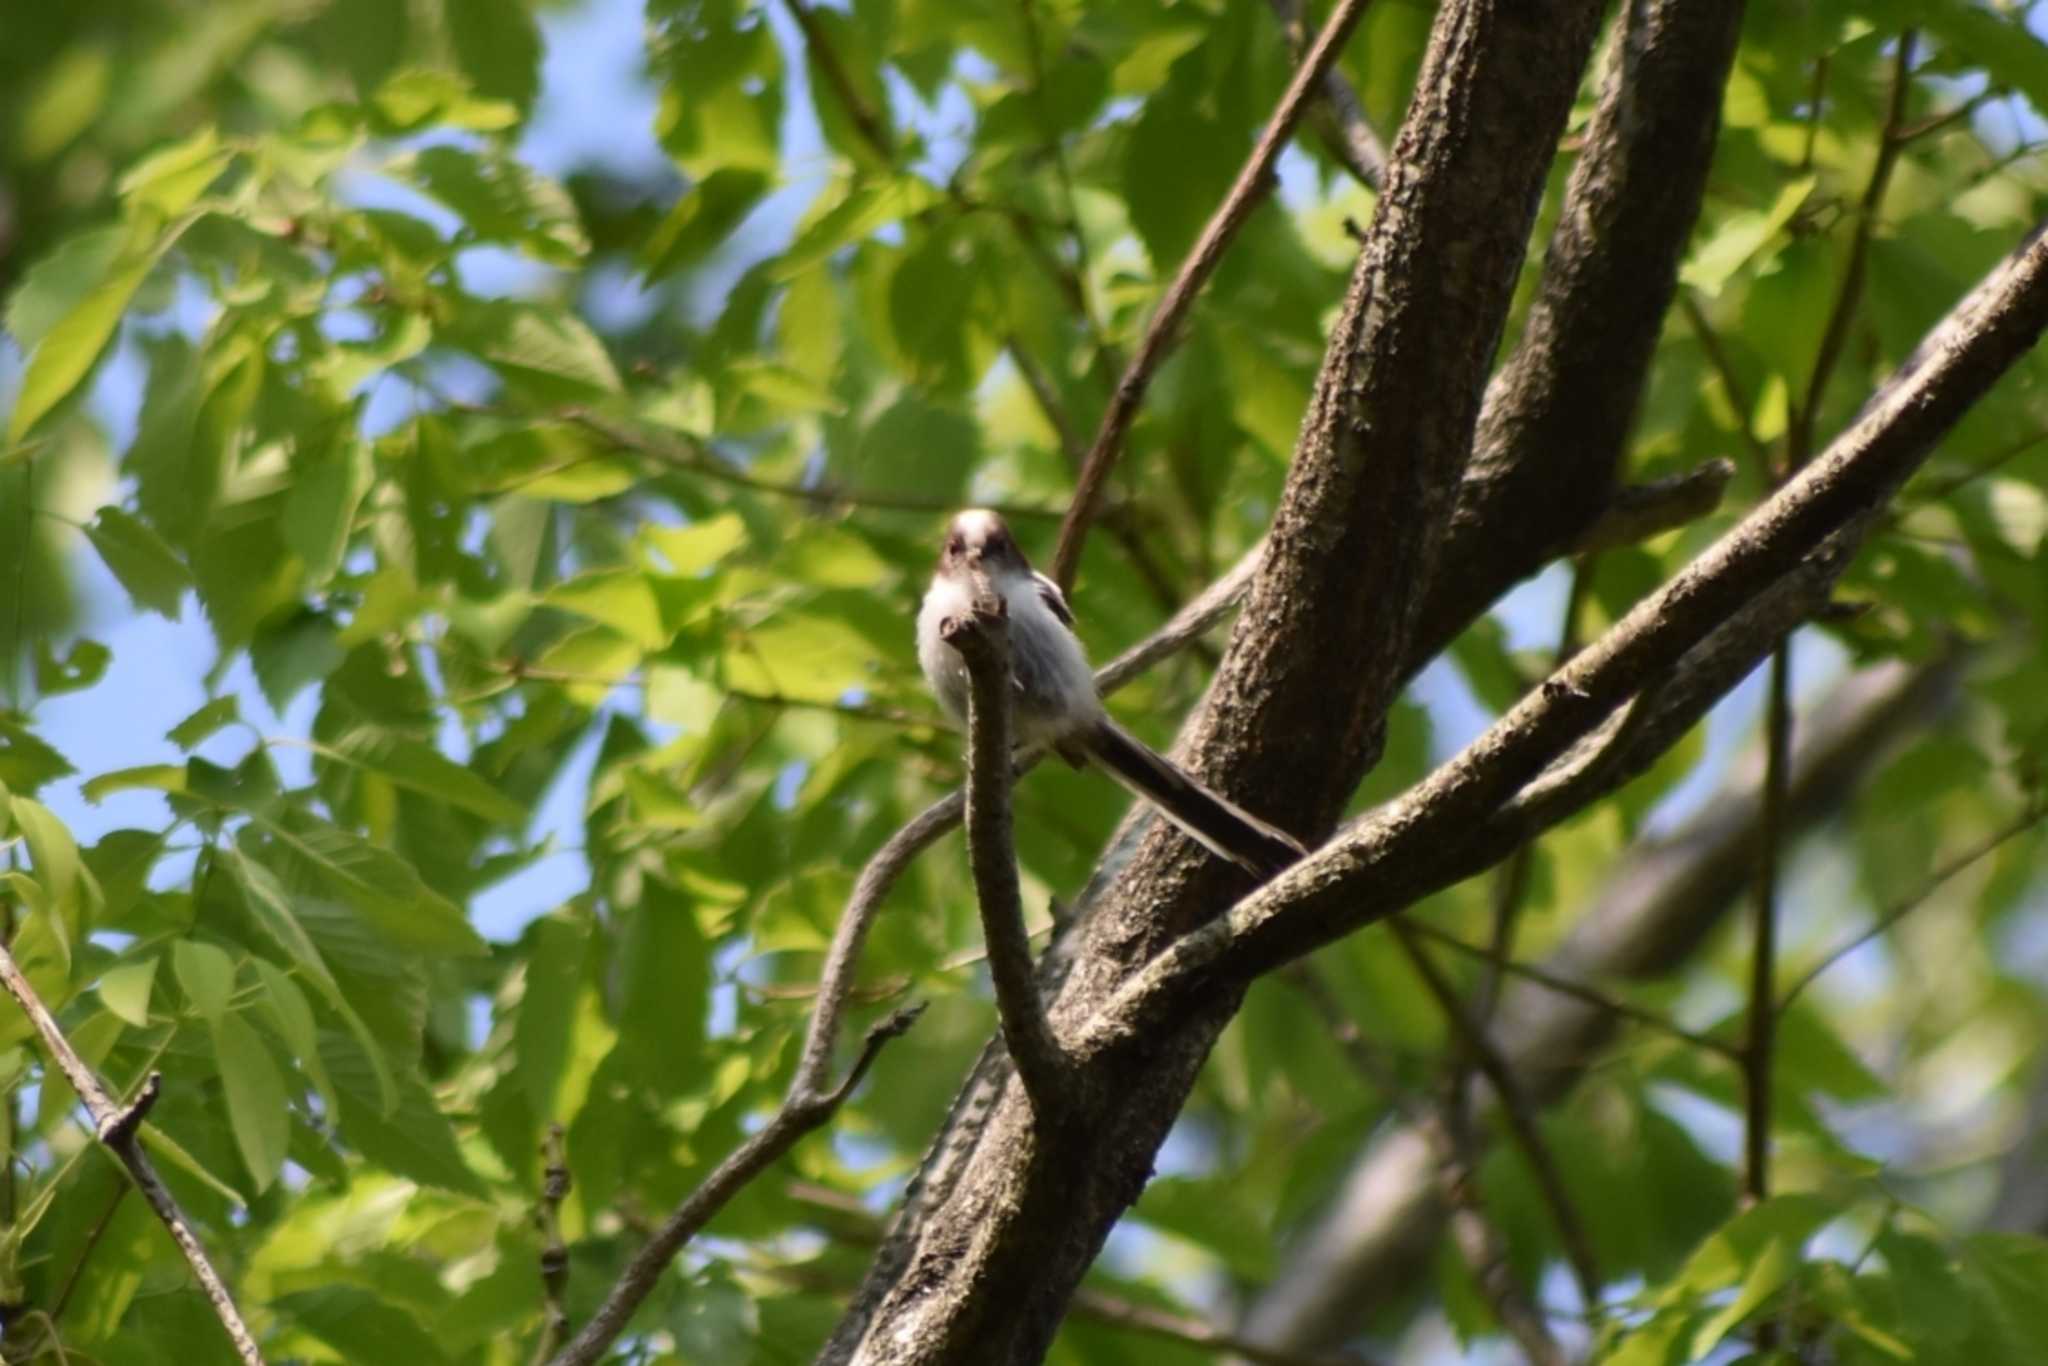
0, 0, 2046, 1362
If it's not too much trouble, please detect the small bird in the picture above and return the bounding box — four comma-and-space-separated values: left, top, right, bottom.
917, 509, 1305, 877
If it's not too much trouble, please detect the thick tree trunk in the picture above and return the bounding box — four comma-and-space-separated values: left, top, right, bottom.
819, 3, 1609, 1360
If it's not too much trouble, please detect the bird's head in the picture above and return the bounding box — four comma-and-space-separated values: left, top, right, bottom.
939, 509, 1030, 577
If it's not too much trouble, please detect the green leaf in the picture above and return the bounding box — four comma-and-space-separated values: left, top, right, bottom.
212, 1011, 290, 1192
248, 812, 485, 957
400, 145, 584, 266
277, 1285, 452, 1365
644, 168, 771, 276
320, 730, 527, 825
1680, 175, 1816, 296
0, 716, 76, 794
117, 127, 231, 217
447, 0, 543, 112
137, 1120, 248, 1210
10, 252, 153, 443
5, 225, 124, 353
721, 607, 884, 704
615, 880, 709, 1093
172, 940, 236, 1022
545, 570, 670, 649
81, 763, 186, 804
283, 436, 374, 586
443, 299, 622, 401
167, 696, 239, 750
84, 505, 193, 619
252, 960, 338, 1116
321, 1030, 484, 1195
33, 638, 108, 696
11, 796, 90, 942
97, 957, 157, 1027
643, 511, 749, 577
1662, 1194, 1834, 1357
533, 626, 641, 705
517, 913, 591, 1122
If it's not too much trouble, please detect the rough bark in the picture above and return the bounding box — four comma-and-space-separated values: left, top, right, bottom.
1414, 0, 1752, 672
820, 2, 1609, 1360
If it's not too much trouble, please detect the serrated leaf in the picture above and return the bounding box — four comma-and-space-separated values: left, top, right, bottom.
118, 127, 231, 217
221, 845, 397, 1113
137, 1121, 246, 1210
401, 144, 583, 265
283, 436, 373, 585
320, 730, 527, 824
321, 1029, 484, 1195
279, 1285, 452, 1365
33, 638, 108, 696
0, 717, 75, 794
84, 505, 192, 619
444, 299, 621, 401
172, 940, 236, 1022
250, 813, 485, 957
721, 609, 882, 703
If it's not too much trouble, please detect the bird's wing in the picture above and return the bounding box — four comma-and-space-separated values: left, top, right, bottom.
1032, 570, 1075, 627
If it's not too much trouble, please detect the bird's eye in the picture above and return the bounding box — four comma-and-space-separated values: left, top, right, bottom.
946, 535, 965, 555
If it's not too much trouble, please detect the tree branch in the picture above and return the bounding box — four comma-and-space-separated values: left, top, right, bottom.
1240, 658, 1956, 1351
1266, 0, 1388, 191
529, 1125, 572, 1366
1047, 0, 1379, 592
549, 1004, 922, 1366
1148, 213, 2048, 997
1778, 803, 2047, 1012
941, 582, 1072, 1114
0, 945, 264, 1366
1414, 0, 1750, 674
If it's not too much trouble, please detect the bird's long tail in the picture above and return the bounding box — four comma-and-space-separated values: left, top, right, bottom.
1078, 718, 1306, 878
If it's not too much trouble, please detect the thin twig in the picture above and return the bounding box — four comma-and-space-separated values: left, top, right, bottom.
1786, 30, 1918, 474
1048, 0, 1377, 592
548, 1005, 923, 1366
1266, 0, 1388, 191
0, 946, 264, 1365
1070, 1286, 1385, 1366
529, 1125, 572, 1366
1406, 921, 1741, 1061
1679, 292, 1774, 474
565, 410, 1061, 521
1572, 460, 1737, 553
48, 1184, 127, 1327
1743, 647, 1792, 1227
779, 0, 894, 161
1778, 806, 2047, 1011
1390, 922, 1602, 1315
943, 577, 1071, 1113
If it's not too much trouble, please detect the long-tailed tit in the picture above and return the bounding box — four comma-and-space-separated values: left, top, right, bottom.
918, 509, 1305, 877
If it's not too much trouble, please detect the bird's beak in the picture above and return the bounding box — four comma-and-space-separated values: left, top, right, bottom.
964, 546, 982, 568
